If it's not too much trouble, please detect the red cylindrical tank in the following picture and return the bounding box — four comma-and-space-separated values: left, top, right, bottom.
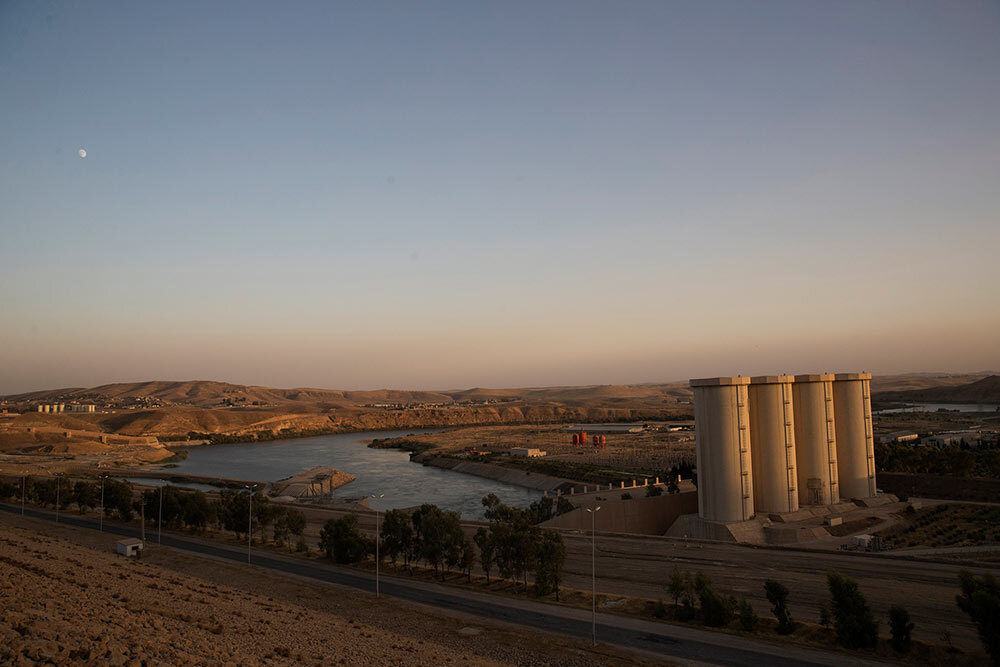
580, 431, 587, 444
572, 433, 579, 445
600, 435, 606, 446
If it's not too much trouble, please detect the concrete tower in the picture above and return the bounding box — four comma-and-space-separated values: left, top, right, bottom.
748, 375, 799, 513
792, 374, 839, 506
833, 372, 876, 499
691, 376, 754, 523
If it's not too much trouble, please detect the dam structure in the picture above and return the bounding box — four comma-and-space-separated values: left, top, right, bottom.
670, 370, 889, 543
792, 373, 839, 506
832, 372, 877, 499
748, 375, 798, 514
690, 376, 754, 523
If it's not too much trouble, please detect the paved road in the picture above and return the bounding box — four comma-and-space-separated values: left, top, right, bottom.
1, 503, 876, 666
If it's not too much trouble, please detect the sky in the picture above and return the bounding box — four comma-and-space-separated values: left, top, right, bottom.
1, 1, 999, 394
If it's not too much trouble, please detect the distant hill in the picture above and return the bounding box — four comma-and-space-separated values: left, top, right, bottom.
874, 375, 1000, 404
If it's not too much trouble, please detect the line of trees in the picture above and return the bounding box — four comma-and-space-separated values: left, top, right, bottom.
875, 442, 1000, 479
321, 494, 567, 597
0, 476, 135, 520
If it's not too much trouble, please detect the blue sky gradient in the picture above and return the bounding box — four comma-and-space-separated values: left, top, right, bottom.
2, 1, 998, 393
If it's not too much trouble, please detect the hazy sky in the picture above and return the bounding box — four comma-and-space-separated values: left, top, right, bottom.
2, 1, 998, 394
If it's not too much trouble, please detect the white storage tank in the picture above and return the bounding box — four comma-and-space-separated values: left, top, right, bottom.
792, 374, 839, 505
748, 375, 798, 513
833, 372, 876, 499
691, 376, 754, 523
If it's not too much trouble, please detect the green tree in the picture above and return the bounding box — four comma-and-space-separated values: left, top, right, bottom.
646, 484, 663, 497
318, 515, 370, 564
103, 479, 133, 521
667, 564, 686, 608
474, 527, 494, 584
73, 481, 98, 514
460, 537, 476, 583
827, 571, 878, 649
956, 570, 1000, 663
381, 509, 414, 568
534, 529, 566, 599
738, 598, 758, 632
764, 579, 795, 635
888, 604, 914, 653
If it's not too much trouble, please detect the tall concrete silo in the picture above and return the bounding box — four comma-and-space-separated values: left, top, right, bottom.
792, 374, 839, 506
833, 372, 876, 499
748, 375, 798, 513
691, 376, 754, 523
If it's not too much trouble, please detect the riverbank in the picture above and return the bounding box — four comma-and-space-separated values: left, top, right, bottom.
416, 455, 573, 492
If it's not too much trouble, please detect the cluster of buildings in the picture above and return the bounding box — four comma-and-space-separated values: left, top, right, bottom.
36, 404, 96, 413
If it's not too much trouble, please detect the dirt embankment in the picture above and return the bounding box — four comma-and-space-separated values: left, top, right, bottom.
0, 517, 645, 666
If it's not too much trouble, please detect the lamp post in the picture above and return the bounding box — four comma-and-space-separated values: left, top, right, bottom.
370, 493, 385, 597
157, 484, 164, 545
98, 474, 108, 532
54, 473, 64, 523
21, 475, 26, 516
585, 504, 602, 646
244, 484, 257, 565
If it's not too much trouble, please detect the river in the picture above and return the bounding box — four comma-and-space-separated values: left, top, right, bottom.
874, 403, 1000, 414
159, 429, 541, 519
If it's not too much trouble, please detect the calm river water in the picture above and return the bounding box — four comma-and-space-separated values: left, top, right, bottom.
163, 429, 541, 519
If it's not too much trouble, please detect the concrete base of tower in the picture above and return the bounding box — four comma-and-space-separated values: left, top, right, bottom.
665, 515, 767, 543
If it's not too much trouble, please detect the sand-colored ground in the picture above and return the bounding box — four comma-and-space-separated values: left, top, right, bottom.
388, 424, 696, 477
0, 515, 652, 666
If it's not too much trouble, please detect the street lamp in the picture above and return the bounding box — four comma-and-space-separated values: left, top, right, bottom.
157, 484, 164, 545
98, 474, 108, 532
21, 475, 26, 516
585, 504, 602, 646
244, 484, 257, 565
370, 493, 385, 597
54, 473, 64, 523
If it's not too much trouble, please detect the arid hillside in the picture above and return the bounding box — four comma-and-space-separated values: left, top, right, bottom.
2, 372, 992, 442
0, 518, 639, 666
874, 374, 1000, 404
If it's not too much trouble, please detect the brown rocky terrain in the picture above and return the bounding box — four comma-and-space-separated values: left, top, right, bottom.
0, 517, 650, 666
0, 373, 992, 454
874, 374, 1000, 404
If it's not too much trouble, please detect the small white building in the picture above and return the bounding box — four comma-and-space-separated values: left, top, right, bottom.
116, 538, 144, 558
509, 448, 546, 458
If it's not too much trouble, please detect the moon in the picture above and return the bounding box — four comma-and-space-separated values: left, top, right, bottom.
78, 148, 87, 158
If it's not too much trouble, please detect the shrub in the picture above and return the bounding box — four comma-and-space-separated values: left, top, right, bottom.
764, 579, 795, 635
956, 570, 1000, 662
739, 598, 758, 632
318, 515, 370, 564
652, 599, 667, 619
620, 493, 632, 500
646, 485, 663, 497
827, 571, 878, 649
889, 604, 914, 652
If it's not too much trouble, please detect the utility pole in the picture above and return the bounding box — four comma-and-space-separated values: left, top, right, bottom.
585, 504, 602, 646
21, 475, 26, 516
141, 495, 146, 541
370, 493, 385, 597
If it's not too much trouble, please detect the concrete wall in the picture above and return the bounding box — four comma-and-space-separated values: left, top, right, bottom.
541, 491, 698, 535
